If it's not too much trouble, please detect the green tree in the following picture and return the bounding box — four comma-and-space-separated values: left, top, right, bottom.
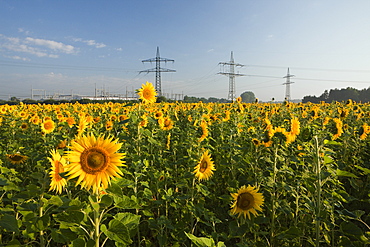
240, 91, 256, 103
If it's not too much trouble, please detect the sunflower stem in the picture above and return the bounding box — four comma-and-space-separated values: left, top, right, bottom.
314, 136, 321, 247
270, 145, 278, 247
93, 189, 100, 247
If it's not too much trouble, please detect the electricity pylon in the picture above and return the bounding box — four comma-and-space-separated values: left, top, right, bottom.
283, 68, 294, 101
139, 47, 175, 96
218, 51, 245, 101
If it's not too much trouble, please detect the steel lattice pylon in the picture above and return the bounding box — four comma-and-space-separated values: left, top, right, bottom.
218, 51, 245, 101
140, 47, 175, 96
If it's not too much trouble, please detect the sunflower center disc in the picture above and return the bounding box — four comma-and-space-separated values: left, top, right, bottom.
237, 192, 255, 210
87, 152, 105, 168
55, 161, 64, 181
80, 147, 109, 174
199, 160, 208, 173
10, 155, 23, 162
143, 90, 150, 98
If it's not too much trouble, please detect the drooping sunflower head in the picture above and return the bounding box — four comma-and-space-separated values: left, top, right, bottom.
230, 185, 264, 219
138, 82, 157, 104
48, 149, 67, 194
6, 153, 28, 165
193, 150, 215, 181
65, 134, 126, 193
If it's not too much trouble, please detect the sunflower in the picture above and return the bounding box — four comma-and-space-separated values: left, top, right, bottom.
154, 111, 164, 119
20, 122, 29, 130
290, 117, 300, 137
6, 153, 28, 165
198, 120, 209, 142
41, 119, 56, 134
48, 149, 67, 194
193, 150, 215, 181
158, 117, 173, 131
65, 134, 126, 192
138, 82, 157, 104
230, 185, 264, 219
332, 118, 344, 140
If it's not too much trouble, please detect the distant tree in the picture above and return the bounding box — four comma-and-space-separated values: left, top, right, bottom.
10, 97, 20, 102
240, 91, 256, 103
156, 96, 167, 103
22, 98, 38, 104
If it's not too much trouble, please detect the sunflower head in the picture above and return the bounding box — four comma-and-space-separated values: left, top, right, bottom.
41, 119, 56, 134
48, 149, 67, 194
65, 134, 126, 193
6, 153, 28, 165
193, 150, 215, 181
230, 185, 264, 219
138, 82, 157, 104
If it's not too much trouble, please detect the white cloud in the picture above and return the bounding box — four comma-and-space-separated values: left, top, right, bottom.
73, 38, 106, 48
116, 48, 123, 51
0, 34, 77, 59
25, 37, 76, 54
4, 55, 30, 61
18, 28, 31, 35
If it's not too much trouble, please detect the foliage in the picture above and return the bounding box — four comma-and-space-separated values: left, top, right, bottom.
0, 99, 369, 246
240, 91, 256, 103
303, 86, 370, 103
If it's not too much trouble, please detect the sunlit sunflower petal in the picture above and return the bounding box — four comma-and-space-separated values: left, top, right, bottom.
65, 134, 126, 193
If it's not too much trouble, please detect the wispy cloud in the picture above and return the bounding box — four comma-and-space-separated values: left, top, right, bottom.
25, 37, 75, 54
18, 28, 31, 35
73, 38, 106, 48
4, 55, 30, 61
0, 34, 77, 59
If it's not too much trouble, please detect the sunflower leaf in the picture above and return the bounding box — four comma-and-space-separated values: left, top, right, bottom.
101, 219, 132, 244
185, 232, 216, 247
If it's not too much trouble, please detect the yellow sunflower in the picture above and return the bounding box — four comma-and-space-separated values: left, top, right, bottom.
193, 150, 215, 181
138, 82, 157, 104
6, 153, 28, 165
41, 119, 56, 134
65, 134, 126, 192
158, 117, 174, 130
230, 185, 264, 219
48, 149, 67, 194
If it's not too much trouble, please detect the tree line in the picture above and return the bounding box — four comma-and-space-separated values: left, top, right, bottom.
302, 87, 370, 103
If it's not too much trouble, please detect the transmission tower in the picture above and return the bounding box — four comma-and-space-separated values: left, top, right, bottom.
218, 51, 245, 101
139, 47, 176, 96
283, 68, 295, 101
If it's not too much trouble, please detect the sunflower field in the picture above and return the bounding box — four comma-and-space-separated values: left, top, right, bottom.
0, 83, 369, 247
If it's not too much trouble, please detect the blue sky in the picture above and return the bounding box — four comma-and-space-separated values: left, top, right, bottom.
1, 0, 370, 101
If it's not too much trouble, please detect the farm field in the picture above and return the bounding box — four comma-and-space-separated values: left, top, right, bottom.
0, 84, 369, 246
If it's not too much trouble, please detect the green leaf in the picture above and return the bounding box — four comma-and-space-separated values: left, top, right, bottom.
0, 214, 19, 233
53, 211, 84, 225
185, 232, 216, 247
0, 177, 8, 186
340, 221, 364, 236
106, 182, 123, 196
336, 169, 358, 178
114, 195, 140, 209
114, 212, 140, 237
278, 226, 302, 239
101, 219, 132, 244
354, 165, 370, 175
217, 242, 226, 247
45, 195, 63, 207
100, 194, 113, 208
5, 239, 21, 247
70, 238, 85, 247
